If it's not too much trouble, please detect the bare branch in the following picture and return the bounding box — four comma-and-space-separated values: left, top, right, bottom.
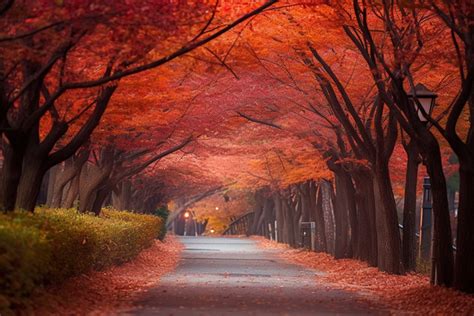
204, 47, 240, 79
236, 111, 282, 129
0, 21, 64, 43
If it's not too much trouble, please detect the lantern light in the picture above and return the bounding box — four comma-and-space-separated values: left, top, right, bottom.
407, 83, 437, 123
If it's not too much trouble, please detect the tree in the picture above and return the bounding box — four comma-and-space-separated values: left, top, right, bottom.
0, 0, 278, 212
339, 0, 456, 286
428, 0, 474, 293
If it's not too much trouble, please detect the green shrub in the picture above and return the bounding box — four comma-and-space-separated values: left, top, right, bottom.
152, 206, 169, 241
0, 215, 50, 310
416, 257, 431, 276
0, 208, 163, 312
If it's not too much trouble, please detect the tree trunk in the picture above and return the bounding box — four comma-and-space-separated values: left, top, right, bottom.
372, 162, 402, 274
78, 147, 114, 213
112, 180, 132, 211
79, 163, 111, 213
283, 196, 296, 247
332, 171, 352, 259
14, 154, 45, 212
452, 24, 474, 293
46, 165, 58, 206
2, 61, 42, 212
353, 171, 378, 266
37, 171, 49, 205
50, 165, 69, 208
290, 190, 303, 247
250, 190, 264, 235
256, 196, 274, 237
0, 143, 25, 211
90, 185, 112, 215
300, 182, 311, 223
50, 150, 89, 208
274, 193, 284, 243
323, 180, 336, 255
63, 174, 79, 208
343, 171, 358, 258
454, 149, 474, 293
424, 142, 454, 286
314, 183, 327, 252
402, 141, 420, 271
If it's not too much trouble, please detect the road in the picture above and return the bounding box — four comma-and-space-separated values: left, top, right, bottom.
130, 236, 385, 315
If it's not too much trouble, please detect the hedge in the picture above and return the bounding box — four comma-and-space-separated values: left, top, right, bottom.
0, 208, 163, 311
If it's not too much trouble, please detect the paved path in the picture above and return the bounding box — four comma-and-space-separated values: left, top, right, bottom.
130, 237, 385, 315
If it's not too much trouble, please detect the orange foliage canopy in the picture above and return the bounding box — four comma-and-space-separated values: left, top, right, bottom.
3, 0, 462, 217
95, 0, 463, 220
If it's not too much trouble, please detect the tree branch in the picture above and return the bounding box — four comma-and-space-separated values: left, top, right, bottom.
236, 111, 282, 129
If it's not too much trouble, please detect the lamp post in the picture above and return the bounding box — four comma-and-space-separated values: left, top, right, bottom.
407, 84, 437, 262
192, 211, 198, 236
419, 176, 432, 261
183, 211, 190, 236
407, 83, 438, 123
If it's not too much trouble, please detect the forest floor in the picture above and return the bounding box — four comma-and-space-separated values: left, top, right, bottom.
29, 236, 182, 315
253, 237, 474, 315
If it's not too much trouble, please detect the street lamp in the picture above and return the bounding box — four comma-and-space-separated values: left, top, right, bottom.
408, 84, 437, 267
407, 83, 438, 123
183, 211, 190, 236
419, 176, 432, 261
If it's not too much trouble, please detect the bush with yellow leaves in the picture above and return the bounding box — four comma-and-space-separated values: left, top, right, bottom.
0, 208, 163, 311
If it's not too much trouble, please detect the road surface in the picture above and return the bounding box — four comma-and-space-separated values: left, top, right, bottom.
130, 236, 385, 315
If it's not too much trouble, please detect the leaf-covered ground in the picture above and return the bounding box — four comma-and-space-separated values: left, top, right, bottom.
253, 237, 474, 315
29, 236, 182, 315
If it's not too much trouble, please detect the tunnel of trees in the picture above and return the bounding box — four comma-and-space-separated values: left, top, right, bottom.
0, 0, 473, 296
